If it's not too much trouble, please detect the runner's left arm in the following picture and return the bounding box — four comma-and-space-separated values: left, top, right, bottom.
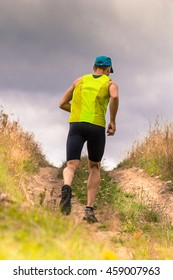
59, 77, 81, 112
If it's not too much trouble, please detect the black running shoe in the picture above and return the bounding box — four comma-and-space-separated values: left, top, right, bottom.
59, 185, 72, 215
83, 207, 98, 223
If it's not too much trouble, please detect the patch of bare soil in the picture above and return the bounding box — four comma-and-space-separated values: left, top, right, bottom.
109, 167, 173, 224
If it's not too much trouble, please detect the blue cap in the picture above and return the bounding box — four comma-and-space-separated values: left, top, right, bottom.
94, 56, 113, 73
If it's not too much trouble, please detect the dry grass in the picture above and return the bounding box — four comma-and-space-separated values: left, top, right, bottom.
0, 110, 49, 174
120, 119, 173, 180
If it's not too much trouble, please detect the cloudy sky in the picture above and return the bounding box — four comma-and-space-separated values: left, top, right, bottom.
0, 0, 173, 169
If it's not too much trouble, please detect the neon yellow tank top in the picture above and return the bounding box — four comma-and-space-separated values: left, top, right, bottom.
68, 74, 110, 127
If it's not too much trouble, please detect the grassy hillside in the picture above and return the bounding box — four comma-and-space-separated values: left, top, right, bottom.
114, 119, 173, 258
0, 110, 112, 260
1, 111, 173, 259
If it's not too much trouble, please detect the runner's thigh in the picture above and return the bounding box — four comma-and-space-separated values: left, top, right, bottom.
87, 124, 105, 162
66, 123, 86, 161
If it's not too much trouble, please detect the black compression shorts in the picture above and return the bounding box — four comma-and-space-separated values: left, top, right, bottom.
66, 122, 106, 162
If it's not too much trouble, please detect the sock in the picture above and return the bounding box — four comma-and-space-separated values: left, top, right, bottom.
85, 206, 94, 211
62, 184, 71, 189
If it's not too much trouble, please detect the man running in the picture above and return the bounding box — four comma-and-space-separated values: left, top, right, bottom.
59, 56, 119, 223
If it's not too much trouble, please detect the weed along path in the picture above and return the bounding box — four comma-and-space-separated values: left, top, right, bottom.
109, 167, 173, 224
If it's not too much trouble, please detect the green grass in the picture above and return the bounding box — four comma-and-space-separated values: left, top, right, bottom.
0, 159, 24, 202
22, 157, 39, 174
0, 204, 108, 260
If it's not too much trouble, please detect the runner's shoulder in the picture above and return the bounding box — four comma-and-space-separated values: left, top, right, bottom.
109, 80, 119, 90
73, 76, 83, 87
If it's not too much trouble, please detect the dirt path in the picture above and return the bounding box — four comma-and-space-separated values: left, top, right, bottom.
24, 165, 173, 259
109, 167, 173, 224
25, 166, 133, 259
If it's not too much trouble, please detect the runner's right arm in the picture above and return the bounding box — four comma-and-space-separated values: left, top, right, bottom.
107, 81, 119, 136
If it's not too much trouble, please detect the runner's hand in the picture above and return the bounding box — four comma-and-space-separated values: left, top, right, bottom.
107, 122, 116, 136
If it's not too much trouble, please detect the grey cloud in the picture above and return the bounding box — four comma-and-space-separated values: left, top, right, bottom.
1, 0, 173, 91
1, 0, 113, 91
